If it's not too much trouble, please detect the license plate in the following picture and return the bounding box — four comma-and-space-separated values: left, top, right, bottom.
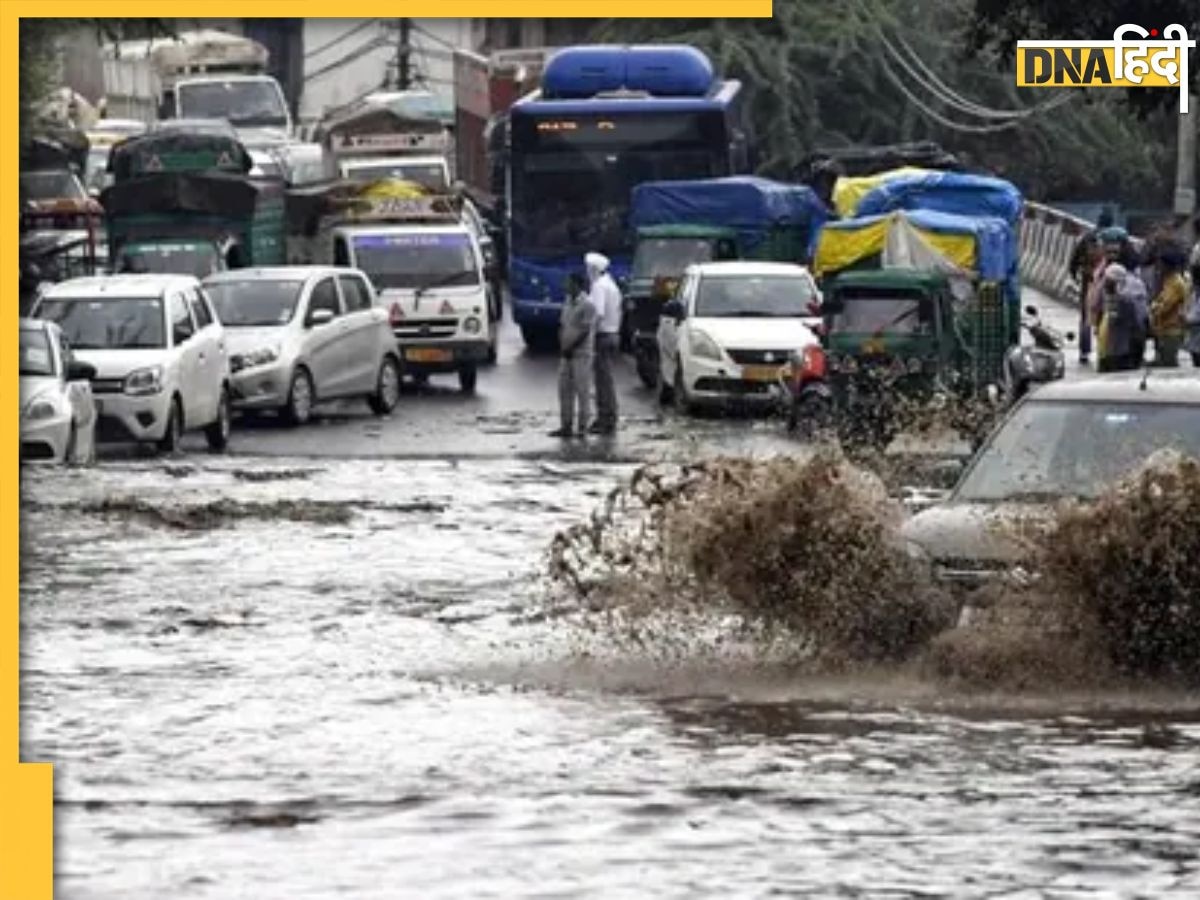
742, 365, 783, 383
406, 348, 452, 363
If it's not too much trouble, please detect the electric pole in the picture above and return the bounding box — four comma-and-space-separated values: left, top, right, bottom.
1175, 93, 1197, 245
393, 18, 412, 91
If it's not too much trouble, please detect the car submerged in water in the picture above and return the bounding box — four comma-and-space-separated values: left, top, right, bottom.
902, 370, 1200, 598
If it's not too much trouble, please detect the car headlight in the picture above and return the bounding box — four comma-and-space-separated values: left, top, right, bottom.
123, 365, 164, 396
233, 346, 280, 373
688, 329, 723, 361
24, 398, 58, 421
463, 316, 482, 335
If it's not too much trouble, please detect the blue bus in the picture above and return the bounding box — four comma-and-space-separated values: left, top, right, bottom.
505, 45, 750, 349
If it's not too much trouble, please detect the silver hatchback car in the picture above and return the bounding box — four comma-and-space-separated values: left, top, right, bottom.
204, 266, 401, 425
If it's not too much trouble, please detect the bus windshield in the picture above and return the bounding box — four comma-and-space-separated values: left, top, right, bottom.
509, 110, 728, 258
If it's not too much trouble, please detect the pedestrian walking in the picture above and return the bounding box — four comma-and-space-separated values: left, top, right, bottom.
1069, 207, 1114, 365
1149, 247, 1188, 367
1097, 263, 1140, 373
549, 273, 597, 439
585, 251, 623, 435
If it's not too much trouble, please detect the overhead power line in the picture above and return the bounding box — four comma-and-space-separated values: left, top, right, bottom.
305, 20, 380, 60
305, 36, 390, 83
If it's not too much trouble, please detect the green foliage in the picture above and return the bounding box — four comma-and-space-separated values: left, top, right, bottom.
596, 0, 1178, 207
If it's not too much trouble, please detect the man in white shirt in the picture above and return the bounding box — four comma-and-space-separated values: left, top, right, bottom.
585, 251, 622, 434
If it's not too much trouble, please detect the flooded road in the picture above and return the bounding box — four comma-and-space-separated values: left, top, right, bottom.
20, 311, 1200, 898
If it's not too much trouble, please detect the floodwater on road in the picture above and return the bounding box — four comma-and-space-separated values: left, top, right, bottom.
19, 447, 1200, 899
18, 300, 1200, 898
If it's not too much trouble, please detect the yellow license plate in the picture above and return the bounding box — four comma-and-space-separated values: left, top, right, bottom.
406, 348, 452, 363
742, 365, 783, 383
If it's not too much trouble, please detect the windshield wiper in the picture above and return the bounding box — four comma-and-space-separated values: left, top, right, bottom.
413, 271, 471, 298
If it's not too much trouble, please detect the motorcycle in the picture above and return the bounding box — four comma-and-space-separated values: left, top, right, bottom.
1002, 305, 1070, 401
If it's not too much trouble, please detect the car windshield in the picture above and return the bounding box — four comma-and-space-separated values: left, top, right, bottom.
207, 280, 303, 326
832, 288, 931, 335
37, 298, 165, 350
956, 400, 1200, 502
177, 80, 288, 128
20, 170, 87, 202
117, 244, 221, 279
19, 329, 56, 377
695, 274, 817, 318
351, 233, 479, 290
632, 238, 715, 280
343, 161, 448, 192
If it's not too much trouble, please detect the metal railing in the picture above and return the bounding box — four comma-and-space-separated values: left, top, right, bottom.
1017, 201, 1094, 308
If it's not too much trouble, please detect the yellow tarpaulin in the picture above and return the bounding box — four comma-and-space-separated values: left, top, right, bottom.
813, 212, 979, 278
356, 179, 429, 200
831, 166, 931, 219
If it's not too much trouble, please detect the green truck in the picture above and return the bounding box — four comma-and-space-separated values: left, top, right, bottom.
101, 131, 285, 276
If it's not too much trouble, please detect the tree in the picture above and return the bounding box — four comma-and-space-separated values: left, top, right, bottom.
596, 0, 1179, 207
969, 0, 1200, 117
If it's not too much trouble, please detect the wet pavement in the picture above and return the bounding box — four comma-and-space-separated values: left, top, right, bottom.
21, 293, 1200, 898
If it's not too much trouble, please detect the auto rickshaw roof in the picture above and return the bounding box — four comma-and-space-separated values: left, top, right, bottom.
827, 268, 950, 292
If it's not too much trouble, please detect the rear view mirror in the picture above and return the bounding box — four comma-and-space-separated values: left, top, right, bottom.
66, 360, 96, 382
307, 308, 335, 328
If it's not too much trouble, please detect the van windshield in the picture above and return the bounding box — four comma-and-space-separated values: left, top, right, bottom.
37, 298, 165, 350
352, 233, 479, 291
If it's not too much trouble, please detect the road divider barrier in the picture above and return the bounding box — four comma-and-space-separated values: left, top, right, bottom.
1019, 202, 1093, 308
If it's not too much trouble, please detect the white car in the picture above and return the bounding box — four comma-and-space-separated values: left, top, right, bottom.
331, 222, 496, 393
657, 261, 823, 412
902, 370, 1200, 601
203, 266, 402, 425
19, 318, 98, 464
32, 274, 232, 454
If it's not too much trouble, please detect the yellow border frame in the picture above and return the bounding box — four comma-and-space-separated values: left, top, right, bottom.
3, 4, 772, 897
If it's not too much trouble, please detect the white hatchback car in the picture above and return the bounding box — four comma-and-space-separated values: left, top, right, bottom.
33, 274, 231, 454
203, 266, 402, 425
657, 261, 823, 412
19, 317, 98, 464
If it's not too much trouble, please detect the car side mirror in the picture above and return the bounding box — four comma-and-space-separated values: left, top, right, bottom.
66, 360, 96, 382
307, 308, 335, 328
173, 327, 193, 346
662, 299, 685, 321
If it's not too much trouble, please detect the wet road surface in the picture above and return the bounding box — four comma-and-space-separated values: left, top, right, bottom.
22, 296, 1200, 898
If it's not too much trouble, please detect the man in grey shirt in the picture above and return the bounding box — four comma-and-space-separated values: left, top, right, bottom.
585, 251, 623, 435
550, 272, 596, 438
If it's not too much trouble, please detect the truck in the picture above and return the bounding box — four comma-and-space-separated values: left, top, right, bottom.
624, 176, 829, 386
100, 29, 293, 146
102, 131, 285, 277
452, 48, 550, 211
285, 179, 499, 392
315, 92, 452, 189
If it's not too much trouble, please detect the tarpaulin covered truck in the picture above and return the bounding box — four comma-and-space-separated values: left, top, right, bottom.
624, 176, 829, 386
102, 132, 284, 277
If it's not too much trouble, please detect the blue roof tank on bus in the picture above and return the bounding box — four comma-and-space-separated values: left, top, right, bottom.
541, 45, 716, 99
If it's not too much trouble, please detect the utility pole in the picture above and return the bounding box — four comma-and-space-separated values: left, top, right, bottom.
1175, 92, 1197, 245
394, 18, 412, 90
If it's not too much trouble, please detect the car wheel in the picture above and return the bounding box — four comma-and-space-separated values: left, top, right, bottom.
158, 396, 183, 454
458, 364, 478, 395
285, 367, 314, 426
205, 386, 231, 452
368, 355, 401, 415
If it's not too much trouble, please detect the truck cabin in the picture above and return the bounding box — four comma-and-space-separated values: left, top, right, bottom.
168, 75, 291, 135
112, 237, 239, 278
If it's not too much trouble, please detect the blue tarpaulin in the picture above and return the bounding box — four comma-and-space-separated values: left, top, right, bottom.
630, 176, 829, 258
853, 171, 1024, 225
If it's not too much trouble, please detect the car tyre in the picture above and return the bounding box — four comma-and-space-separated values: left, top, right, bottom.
285, 367, 314, 427
205, 386, 231, 452
368, 355, 401, 415
158, 396, 183, 455
458, 364, 478, 395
